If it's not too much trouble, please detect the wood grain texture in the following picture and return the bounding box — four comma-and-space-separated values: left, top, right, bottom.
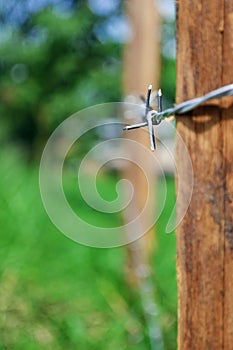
222, 2, 233, 349
176, 0, 233, 349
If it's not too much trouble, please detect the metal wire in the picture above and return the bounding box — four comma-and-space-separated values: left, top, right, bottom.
123, 83, 233, 151
152, 83, 233, 123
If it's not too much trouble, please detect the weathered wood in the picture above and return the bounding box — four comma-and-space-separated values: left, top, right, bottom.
222, 2, 233, 348
176, 1, 233, 349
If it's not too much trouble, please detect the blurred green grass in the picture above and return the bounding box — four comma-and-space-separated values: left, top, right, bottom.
0, 147, 177, 350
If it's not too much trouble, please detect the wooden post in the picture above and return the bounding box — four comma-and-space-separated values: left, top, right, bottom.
123, 0, 160, 284
176, 1, 233, 349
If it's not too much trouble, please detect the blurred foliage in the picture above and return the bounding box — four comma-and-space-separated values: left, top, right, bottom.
160, 16, 176, 109
0, 148, 177, 349
0, 0, 176, 158
0, 0, 123, 157
0, 1, 177, 348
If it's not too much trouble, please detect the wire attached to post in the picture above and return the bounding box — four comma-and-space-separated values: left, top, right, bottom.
123, 83, 233, 151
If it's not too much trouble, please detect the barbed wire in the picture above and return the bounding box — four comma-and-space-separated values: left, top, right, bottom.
152, 83, 233, 123
123, 83, 233, 150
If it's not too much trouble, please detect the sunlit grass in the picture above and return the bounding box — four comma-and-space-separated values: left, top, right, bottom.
0, 148, 177, 349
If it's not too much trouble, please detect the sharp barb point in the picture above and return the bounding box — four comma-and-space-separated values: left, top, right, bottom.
123, 83, 233, 151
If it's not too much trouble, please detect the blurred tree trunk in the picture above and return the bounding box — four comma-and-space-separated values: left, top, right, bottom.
123, 0, 160, 285
176, 1, 233, 349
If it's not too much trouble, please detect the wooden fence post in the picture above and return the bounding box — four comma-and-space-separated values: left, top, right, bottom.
176, 1, 233, 349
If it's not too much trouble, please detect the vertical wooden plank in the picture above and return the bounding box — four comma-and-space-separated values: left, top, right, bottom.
222, 1, 233, 348
176, 0, 233, 349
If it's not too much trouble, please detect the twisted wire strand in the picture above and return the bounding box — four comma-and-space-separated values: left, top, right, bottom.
153, 83, 233, 123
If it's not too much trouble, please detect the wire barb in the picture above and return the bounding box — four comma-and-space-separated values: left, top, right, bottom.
123, 83, 233, 150
157, 89, 162, 113
123, 122, 148, 131
123, 84, 157, 151
145, 84, 156, 151
153, 83, 233, 122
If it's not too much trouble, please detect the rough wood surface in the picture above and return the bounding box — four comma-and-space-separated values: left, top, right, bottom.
176, 1, 233, 349
222, 2, 233, 348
